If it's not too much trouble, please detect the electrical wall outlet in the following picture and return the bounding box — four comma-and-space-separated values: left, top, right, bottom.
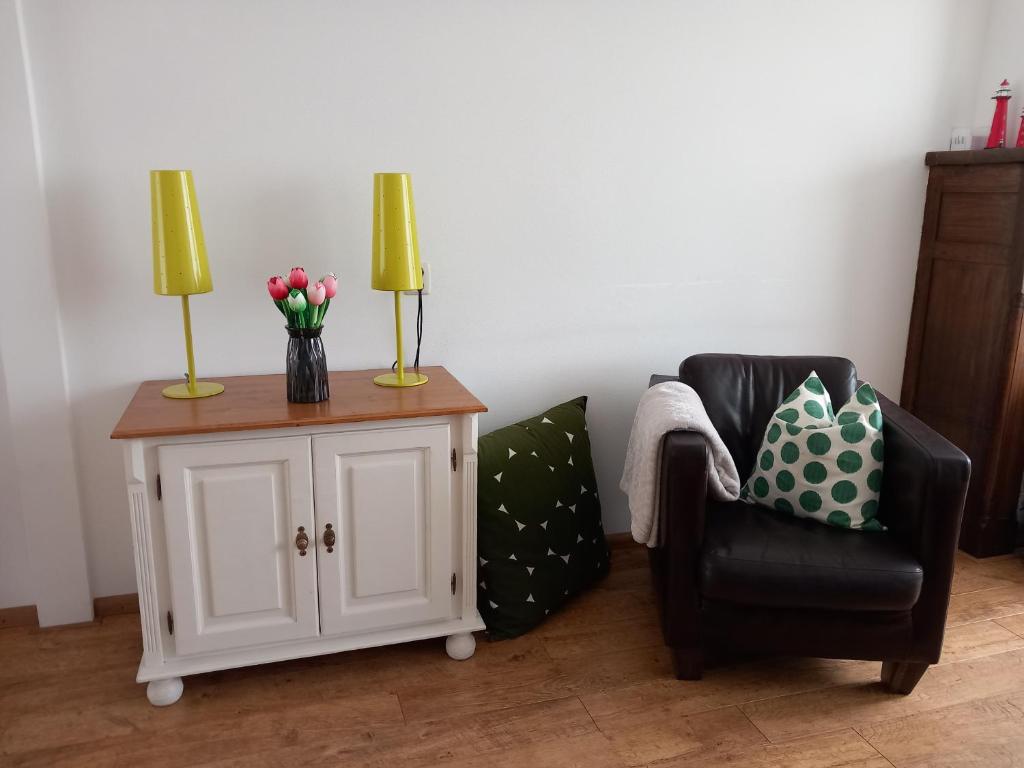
950, 127, 972, 151
403, 263, 431, 295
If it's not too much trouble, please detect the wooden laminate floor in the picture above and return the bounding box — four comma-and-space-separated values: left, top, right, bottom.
3, 539, 1024, 767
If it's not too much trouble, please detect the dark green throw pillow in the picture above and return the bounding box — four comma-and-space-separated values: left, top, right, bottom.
478, 396, 610, 639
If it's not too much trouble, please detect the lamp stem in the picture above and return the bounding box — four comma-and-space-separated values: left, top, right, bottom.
393, 290, 404, 384
181, 295, 197, 395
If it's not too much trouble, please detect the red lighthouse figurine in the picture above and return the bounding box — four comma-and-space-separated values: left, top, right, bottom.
986, 79, 1012, 149
1016, 106, 1024, 148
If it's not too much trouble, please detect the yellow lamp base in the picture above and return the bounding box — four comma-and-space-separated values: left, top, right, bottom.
373, 372, 429, 388
162, 381, 225, 399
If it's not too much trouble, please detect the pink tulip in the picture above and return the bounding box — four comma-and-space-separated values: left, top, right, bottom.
288, 267, 309, 290
267, 276, 289, 301
322, 273, 338, 299
307, 282, 327, 306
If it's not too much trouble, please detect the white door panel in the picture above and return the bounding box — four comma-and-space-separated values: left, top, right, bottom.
348, 455, 422, 598
158, 436, 318, 655
313, 425, 453, 635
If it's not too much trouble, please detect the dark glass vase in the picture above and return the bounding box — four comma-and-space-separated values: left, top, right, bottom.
286, 326, 329, 403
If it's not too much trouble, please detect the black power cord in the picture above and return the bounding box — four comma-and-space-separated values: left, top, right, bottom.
392, 288, 424, 373
414, 287, 423, 370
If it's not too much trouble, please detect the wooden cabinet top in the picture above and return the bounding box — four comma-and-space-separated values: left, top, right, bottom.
111, 366, 487, 440
926, 147, 1024, 166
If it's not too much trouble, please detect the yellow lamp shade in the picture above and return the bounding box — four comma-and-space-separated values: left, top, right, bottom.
371, 172, 423, 292
151, 170, 212, 296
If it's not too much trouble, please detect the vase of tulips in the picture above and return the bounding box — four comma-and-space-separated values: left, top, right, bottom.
267, 267, 337, 403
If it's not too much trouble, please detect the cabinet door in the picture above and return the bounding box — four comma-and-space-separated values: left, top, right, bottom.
158, 436, 318, 655
313, 425, 453, 636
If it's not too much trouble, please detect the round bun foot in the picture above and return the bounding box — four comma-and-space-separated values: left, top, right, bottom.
445, 632, 476, 661
147, 677, 184, 706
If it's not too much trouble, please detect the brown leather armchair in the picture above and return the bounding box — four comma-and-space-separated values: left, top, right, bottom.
649, 354, 970, 694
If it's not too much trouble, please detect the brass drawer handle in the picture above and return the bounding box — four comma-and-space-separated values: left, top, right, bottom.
323, 523, 336, 553
295, 526, 309, 556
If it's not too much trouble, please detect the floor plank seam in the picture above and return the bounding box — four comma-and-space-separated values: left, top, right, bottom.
735, 705, 772, 747
543, 640, 662, 672
953, 583, 1024, 598
574, 695, 604, 734
395, 689, 409, 726
936, 626, 1024, 665
640, 719, 761, 768
751, 723, 866, 747
1006, 696, 1024, 719
995, 616, 1024, 640
735, 676, 869, 710
852, 726, 899, 768
947, 610, 1024, 629
400, 691, 578, 727
951, 584, 1014, 597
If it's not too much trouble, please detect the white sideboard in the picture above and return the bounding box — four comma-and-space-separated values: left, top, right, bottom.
111, 367, 486, 706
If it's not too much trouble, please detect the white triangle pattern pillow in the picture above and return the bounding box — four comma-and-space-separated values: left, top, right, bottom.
740, 371, 885, 531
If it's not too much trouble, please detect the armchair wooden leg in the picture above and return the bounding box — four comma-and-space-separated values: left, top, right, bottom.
881, 661, 928, 694
672, 647, 703, 680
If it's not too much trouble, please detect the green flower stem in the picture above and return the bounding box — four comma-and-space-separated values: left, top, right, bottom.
276, 287, 330, 329
300, 288, 311, 328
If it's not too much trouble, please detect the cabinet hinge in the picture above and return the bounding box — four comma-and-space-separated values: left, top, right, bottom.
451, 573, 457, 595
451, 449, 457, 472
166, 610, 174, 635
156, 474, 162, 500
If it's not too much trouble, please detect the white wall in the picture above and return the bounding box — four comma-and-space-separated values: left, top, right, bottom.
0, 355, 32, 609
0, 0, 92, 622
16, 0, 991, 599
0, 0, 36, 610
972, 0, 1024, 135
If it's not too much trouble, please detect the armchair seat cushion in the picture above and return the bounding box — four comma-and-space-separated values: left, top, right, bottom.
700, 502, 923, 612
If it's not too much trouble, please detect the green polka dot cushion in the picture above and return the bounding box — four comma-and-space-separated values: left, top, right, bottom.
740, 371, 884, 531
477, 397, 610, 639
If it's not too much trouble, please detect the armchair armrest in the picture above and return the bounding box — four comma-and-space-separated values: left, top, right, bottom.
878, 391, 971, 660
655, 430, 709, 649
650, 374, 679, 387
647, 372, 708, 648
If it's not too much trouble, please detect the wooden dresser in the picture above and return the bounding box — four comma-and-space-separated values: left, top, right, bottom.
111, 366, 487, 705
901, 148, 1024, 556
